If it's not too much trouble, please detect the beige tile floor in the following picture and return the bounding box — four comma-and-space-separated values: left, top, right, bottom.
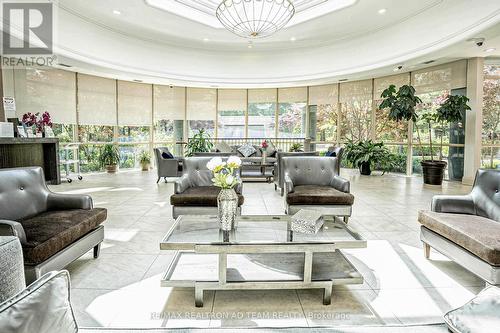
51, 169, 485, 329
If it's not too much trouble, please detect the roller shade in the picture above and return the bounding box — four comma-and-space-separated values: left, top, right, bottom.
278, 87, 307, 103
339, 80, 373, 103
218, 89, 247, 111
373, 73, 410, 98
186, 88, 216, 120
248, 88, 277, 103
78, 74, 117, 126
411, 60, 467, 94
14, 67, 76, 124
117, 81, 152, 126
309, 84, 339, 105
154, 85, 185, 121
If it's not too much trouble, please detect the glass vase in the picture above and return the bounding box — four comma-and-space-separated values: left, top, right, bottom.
217, 188, 238, 231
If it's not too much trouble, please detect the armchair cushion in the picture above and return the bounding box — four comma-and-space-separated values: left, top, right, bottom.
418, 210, 500, 266
170, 186, 244, 207
19, 208, 107, 265
161, 151, 174, 159
286, 185, 354, 206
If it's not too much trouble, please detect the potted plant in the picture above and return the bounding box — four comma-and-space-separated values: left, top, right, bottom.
289, 143, 303, 152
139, 150, 151, 171
419, 94, 470, 184
99, 144, 120, 173
344, 140, 392, 175
185, 129, 214, 157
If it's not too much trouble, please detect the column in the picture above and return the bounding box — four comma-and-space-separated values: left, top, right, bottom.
462, 57, 484, 185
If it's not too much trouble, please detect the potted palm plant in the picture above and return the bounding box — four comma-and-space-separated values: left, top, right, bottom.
344, 140, 392, 175
139, 151, 151, 171
99, 144, 120, 173
424, 94, 470, 184
185, 129, 214, 157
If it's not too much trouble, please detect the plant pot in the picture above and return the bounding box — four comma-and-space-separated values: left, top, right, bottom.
106, 165, 118, 173
141, 163, 150, 171
217, 188, 238, 231
421, 160, 447, 185
359, 161, 372, 175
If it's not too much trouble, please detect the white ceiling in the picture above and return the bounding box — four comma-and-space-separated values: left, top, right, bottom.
40, 0, 500, 86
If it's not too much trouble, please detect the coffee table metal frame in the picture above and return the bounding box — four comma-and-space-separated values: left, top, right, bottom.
160, 215, 366, 307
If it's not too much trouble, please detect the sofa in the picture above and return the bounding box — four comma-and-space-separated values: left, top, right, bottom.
418, 169, 500, 285
154, 147, 183, 183
283, 156, 354, 223
0, 167, 106, 283
170, 157, 244, 219
274, 151, 319, 196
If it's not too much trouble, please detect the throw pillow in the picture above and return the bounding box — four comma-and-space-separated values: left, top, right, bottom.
266, 141, 277, 157
161, 151, 174, 159
253, 145, 262, 157
215, 141, 233, 153
0, 271, 78, 333
444, 286, 500, 333
325, 150, 337, 157
237, 143, 256, 157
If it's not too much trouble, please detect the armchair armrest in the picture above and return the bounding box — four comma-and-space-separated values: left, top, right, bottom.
431, 195, 476, 215
284, 173, 294, 194
331, 176, 350, 193
0, 220, 27, 244
174, 174, 190, 194
47, 192, 93, 210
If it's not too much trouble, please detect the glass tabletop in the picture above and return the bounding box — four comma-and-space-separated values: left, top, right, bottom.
161, 215, 364, 248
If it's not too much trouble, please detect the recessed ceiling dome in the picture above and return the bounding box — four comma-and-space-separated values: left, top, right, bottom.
49, 0, 500, 87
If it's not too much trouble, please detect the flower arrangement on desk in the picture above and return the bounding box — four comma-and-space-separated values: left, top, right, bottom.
21, 112, 53, 136
261, 140, 268, 162
207, 156, 242, 231
207, 156, 242, 189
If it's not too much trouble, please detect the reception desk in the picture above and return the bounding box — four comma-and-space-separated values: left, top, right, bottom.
0, 138, 61, 184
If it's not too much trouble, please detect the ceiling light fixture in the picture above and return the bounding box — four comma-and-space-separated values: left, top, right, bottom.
112, 10, 121, 15
290, 37, 296, 42
484, 48, 496, 53
378, 8, 387, 14
216, 0, 295, 39
203, 38, 209, 42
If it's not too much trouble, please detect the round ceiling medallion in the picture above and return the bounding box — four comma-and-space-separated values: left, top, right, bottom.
216, 0, 295, 39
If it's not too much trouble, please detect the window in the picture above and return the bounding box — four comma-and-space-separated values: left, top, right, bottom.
278, 87, 307, 138
481, 64, 500, 169
118, 126, 150, 142
217, 89, 246, 138
154, 85, 185, 142
248, 89, 276, 138
339, 80, 373, 142
187, 88, 216, 137
119, 144, 149, 169
309, 84, 339, 142
78, 125, 114, 143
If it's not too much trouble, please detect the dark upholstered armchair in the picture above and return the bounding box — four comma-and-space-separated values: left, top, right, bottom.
419, 169, 500, 285
0, 167, 106, 283
274, 151, 319, 196
283, 156, 354, 223
170, 157, 244, 219
154, 147, 183, 183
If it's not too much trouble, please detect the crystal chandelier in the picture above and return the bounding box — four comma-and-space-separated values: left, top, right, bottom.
216, 0, 295, 39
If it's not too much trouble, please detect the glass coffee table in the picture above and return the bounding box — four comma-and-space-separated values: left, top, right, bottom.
160, 215, 366, 307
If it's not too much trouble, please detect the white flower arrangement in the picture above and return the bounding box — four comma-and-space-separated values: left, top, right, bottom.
207, 156, 242, 189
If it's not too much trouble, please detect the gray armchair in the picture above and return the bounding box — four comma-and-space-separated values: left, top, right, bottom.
0, 167, 106, 283
274, 151, 319, 196
283, 156, 354, 223
170, 157, 244, 219
419, 169, 500, 285
154, 147, 183, 183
